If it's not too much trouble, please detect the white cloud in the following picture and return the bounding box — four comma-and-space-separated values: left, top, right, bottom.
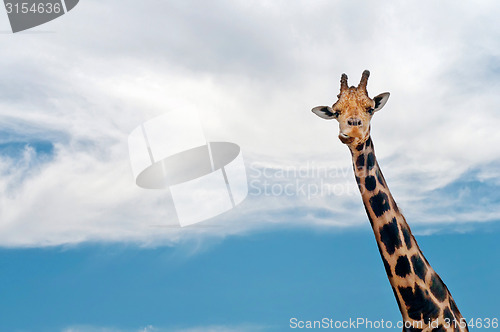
1, 0, 500, 247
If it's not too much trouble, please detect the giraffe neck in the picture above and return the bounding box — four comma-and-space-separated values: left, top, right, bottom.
349, 136, 467, 331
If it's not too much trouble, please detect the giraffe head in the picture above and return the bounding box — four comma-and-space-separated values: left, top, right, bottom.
312, 70, 390, 147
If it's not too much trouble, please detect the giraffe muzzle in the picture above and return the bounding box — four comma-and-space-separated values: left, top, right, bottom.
339, 133, 355, 144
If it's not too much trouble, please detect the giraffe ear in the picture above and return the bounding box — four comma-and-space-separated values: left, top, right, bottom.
312, 106, 337, 120
373, 92, 390, 112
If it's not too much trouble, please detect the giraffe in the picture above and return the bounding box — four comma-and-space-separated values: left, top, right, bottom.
311, 70, 468, 332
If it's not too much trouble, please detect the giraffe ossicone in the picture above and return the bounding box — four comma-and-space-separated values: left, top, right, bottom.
312, 71, 468, 332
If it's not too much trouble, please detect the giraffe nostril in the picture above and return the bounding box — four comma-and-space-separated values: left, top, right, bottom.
348, 118, 362, 127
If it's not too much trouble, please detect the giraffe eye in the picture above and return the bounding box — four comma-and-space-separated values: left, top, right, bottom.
367, 107, 374, 115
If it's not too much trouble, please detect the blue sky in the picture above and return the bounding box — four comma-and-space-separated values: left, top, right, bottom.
1, 227, 499, 331
1, 1, 500, 331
